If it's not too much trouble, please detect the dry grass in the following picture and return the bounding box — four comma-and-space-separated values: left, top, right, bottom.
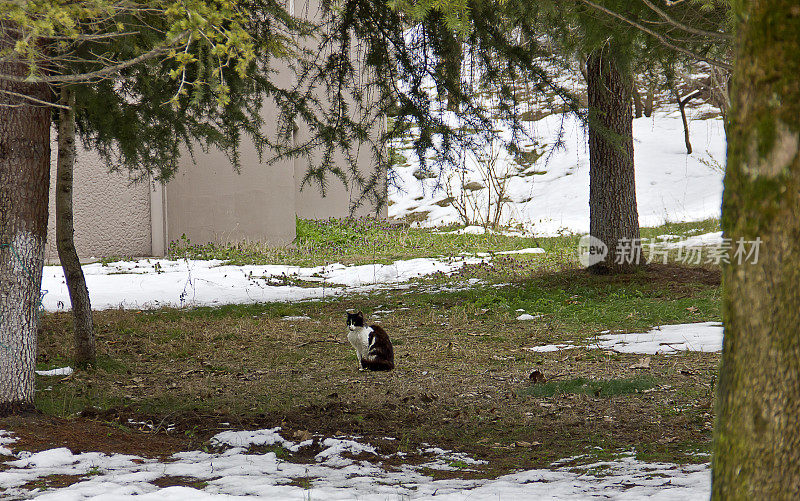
23, 262, 722, 475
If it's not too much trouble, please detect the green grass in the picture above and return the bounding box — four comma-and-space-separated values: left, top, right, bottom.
26, 219, 724, 472
165, 217, 720, 269
641, 218, 720, 240
167, 217, 552, 267
518, 376, 659, 398
391, 268, 720, 334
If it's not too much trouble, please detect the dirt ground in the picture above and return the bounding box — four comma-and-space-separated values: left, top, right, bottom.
3, 264, 721, 481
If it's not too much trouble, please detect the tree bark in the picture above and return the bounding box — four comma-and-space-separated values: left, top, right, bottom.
644, 80, 655, 117
0, 34, 51, 415
673, 87, 699, 155
712, 0, 800, 498
586, 45, 641, 273
633, 83, 643, 118
56, 86, 96, 367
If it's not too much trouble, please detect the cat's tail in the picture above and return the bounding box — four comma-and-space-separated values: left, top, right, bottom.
363, 359, 394, 371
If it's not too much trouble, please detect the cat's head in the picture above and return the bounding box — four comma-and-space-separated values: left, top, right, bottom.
346, 311, 364, 330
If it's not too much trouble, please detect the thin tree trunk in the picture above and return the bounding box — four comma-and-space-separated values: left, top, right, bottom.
712, 0, 800, 498
673, 87, 699, 154
633, 83, 643, 118
0, 35, 51, 415
56, 86, 95, 367
644, 80, 655, 117
586, 45, 640, 274
445, 39, 462, 112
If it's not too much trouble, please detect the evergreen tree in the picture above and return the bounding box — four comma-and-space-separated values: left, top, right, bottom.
0, 37, 51, 414
0, 0, 299, 411
364, 0, 730, 272
713, 0, 800, 497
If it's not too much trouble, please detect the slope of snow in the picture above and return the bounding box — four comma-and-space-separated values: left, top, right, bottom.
0, 428, 710, 500
40, 256, 489, 311
390, 110, 725, 236
526, 322, 723, 354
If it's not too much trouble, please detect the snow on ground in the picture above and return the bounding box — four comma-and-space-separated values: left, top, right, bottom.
0, 430, 16, 456
40, 256, 490, 312
34, 367, 74, 377
390, 110, 725, 236
663, 231, 723, 248
0, 427, 710, 500
525, 322, 724, 354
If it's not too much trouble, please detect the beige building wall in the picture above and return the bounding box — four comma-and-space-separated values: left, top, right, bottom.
45, 135, 152, 262
163, 52, 298, 247
292, 0, 387, 220
164, 142, 297, 247
293, 134, 387, 220
46, 0, 385, 260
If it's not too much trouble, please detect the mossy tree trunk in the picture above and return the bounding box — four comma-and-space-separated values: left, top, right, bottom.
56, 86, 96, 367
586, 45, 641, 273
0, 32, 51, 415
712, 0, 800, 498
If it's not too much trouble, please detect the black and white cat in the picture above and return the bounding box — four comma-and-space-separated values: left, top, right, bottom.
346, 311, 394, 371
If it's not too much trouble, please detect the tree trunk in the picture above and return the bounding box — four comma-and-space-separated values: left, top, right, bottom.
633, 83, 643, 118
0, 37, 52, 415
673, 87, 698, 155
712, 0, 800, 498
644, 80, 655, 117
56, 87, 95, 367
586, 46, 640, 273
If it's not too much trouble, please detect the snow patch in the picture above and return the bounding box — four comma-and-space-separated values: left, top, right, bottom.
525, 322, 723, 354
35, 367, 73, 377
0, 429, 711, 500
210, 427, 300, 452
315, 438, 377, 464
41, 256, 489, 311
662, 231, 723, 248
390, 112, 725, 235
0, 430, 17, 456
497, 247, 545, 255
594, 322, 723, 354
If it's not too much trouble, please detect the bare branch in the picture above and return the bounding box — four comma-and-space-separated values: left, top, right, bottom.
0, 88, 69, 109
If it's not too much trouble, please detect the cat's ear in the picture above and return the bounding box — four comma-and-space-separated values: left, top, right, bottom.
357, 311, 364, 319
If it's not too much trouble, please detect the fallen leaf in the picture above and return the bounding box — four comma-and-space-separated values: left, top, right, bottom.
293, 430, 312, 441
629, 357, 651, 369
529, 370, 547, 383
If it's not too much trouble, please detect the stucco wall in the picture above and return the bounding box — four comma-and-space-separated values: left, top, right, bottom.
165, 150, 296, 247
45, 135, 152, 262
293, 132, 387, 220
292, 0, 387, 220
164, 94, 297, 247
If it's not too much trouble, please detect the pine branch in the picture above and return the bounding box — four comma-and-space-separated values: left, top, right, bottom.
576, 0, 732, 70
0, 31, 189, 85
640, 0, 731, 41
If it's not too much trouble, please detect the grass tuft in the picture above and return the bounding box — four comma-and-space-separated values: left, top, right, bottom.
518, 376, 659, 398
